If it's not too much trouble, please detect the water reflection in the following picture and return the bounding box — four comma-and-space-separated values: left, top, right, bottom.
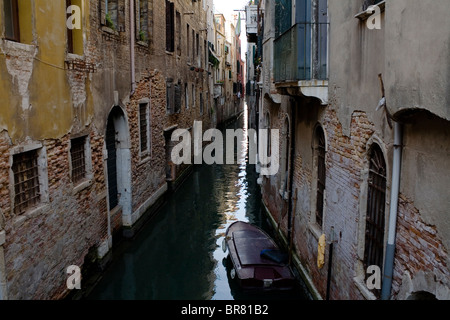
86, 105, 309, 300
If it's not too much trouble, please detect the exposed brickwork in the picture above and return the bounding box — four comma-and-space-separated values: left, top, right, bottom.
1, 131, 109, 299
393, 194, 449, 298
0, 0, 220, 300
127, 70, 167, 212
262, 97, 450, 300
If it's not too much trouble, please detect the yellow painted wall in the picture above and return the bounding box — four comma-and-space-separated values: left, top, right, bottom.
18, 0, 33, 44
0, 1, 93, 142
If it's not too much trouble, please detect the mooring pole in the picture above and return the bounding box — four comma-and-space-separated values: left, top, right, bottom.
326, 227, 335, 300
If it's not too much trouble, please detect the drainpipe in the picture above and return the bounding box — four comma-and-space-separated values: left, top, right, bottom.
130, 0, 136, 95
381, 121, 403, 300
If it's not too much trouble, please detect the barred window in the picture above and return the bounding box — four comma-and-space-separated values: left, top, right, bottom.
364, 144, 386, 298
12, 150, 41, 215
71, 136, 87, 184
139, 103, 149, 153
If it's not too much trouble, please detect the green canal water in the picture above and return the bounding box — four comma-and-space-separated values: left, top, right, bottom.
85, 112, 312, 300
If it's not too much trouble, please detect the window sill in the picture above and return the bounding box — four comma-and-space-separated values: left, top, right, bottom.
138, 153, 152, 166
355, 1, 386, 20
353, 276, 378, 300
308, 221, 323, 240
13, 203, 50, 228
66, 53, 85, 61
101, 25, 119, 36
0, 39, 36, 55
72, 178, 93, 195
137, 40, 149, 47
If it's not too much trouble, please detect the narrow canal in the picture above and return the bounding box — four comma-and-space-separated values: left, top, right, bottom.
84, 106, 312, 300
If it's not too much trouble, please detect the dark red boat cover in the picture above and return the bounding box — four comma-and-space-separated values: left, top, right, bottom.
232, 230, 280, 266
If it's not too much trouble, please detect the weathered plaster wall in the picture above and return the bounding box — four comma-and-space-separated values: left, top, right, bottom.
385, 0, 450, 121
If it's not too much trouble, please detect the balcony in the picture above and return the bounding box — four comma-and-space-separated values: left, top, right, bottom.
246, 5, 259, 43
274, 22, 329, 104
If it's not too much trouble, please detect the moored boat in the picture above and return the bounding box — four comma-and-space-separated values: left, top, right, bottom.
224, 221, 296, 291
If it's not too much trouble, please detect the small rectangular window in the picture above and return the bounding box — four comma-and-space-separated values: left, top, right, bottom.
66, 0, 74, 53
4, 0, 20, 42
165, 0, 175, 52
106, 0, 119, 29
200, 92, 204, 115
138, 0, 149, 42
67, 0, 84, 55
12, 150, 40, 215
187, 24, 190, 62
71, 136, 87, 184
176, 11, 181, 55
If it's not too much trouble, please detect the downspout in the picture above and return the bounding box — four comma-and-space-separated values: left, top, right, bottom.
130, 0, 136, 95
287, 100, 296, 241
381, 121, 403, 300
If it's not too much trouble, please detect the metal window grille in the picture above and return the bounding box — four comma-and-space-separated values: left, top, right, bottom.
139, 103, 148, 152
364, 145, 386, 297
316, 127, 326, 227
71, 136, 87, 184
13, 150, 40, 215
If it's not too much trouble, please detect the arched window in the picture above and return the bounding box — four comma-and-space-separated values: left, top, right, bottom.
364, 144, 387, 297
315, 126, 326, 228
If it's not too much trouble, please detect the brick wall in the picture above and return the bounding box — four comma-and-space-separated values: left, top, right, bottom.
1, 131, 109, 299
393, 194, 449, 298
262, 98, 449, 300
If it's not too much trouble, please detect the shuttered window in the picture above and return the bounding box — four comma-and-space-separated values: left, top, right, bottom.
166, 80, 181, 114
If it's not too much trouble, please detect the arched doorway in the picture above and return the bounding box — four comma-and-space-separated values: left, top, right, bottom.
105, 106, 132, 226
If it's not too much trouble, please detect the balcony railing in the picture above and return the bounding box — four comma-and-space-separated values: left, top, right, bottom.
274, 22, 329, 83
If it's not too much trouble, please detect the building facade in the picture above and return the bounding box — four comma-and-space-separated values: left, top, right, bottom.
212, 12, 244, 125
0, 0, 215, 300
254, 0, 450, 300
